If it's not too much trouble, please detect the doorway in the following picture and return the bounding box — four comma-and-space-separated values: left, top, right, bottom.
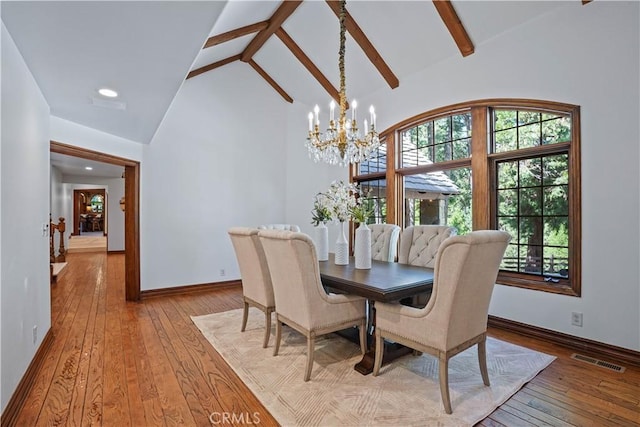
73, 189, 106, 236
51, 140, 141, 301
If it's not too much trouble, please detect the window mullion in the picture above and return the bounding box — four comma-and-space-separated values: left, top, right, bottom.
471, 106, 490, 230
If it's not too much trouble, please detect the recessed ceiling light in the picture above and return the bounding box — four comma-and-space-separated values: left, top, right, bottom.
98, 88, 118, 98
85, 166, 93, 170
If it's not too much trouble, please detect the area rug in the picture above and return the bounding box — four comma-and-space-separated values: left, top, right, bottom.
191, 308, 555, 426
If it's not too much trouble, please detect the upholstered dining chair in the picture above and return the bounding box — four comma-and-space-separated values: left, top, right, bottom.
369, 223, 401, 262
258, 229, 367, 382
258, 224, 301, 232
398, 225, 457, 306
398, 225, 457, 268
372, 230, 511, 414
228, 227, 275, 348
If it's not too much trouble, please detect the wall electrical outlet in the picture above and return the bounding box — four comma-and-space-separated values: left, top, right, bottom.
220, 269, 226, 277
571, 312, 583, 327
32, 325, 38, 344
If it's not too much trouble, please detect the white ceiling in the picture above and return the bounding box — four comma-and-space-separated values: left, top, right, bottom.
50, 152, 124, 179
2, 0, 570, 155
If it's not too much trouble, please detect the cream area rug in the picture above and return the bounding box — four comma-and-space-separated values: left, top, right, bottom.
191, 308, 555, 427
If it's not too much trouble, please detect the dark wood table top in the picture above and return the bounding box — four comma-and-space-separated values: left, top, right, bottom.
319, 253, 434, 302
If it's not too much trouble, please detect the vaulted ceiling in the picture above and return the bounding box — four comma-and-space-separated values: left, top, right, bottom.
2, 1, 578, 149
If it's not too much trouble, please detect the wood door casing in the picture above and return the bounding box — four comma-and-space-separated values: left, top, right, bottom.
51, 141, 141, 301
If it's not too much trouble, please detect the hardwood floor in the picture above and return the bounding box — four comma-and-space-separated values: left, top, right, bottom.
10, 252, 640, 426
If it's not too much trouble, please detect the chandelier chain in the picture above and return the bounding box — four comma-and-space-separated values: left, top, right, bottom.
338, 0, 347, 131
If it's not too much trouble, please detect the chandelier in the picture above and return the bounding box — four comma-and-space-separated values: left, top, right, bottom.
305, 0, 380, 167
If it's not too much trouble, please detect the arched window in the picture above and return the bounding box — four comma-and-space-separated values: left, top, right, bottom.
353, 99, 581, 296
90, 194, 104, 213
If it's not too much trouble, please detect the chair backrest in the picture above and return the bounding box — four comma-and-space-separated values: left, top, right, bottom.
398, 225, 456, 268
369, 224, 401, 262
423, 230, 510, 349
228, 227, 275, 308
258, 224, 301, 232
258, 229, 329, 330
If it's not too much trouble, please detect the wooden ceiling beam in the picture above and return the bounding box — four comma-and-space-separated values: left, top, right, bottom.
248, 60, 293, 103
325, 0, 399, 89
203, 21, 269, 49
432, 0, 474, 57
241, 1, 303, 62
275, 27, 342, 105
186, 54, 242, 80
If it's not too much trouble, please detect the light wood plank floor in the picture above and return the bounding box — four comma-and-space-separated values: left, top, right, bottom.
11, 252, 640, 426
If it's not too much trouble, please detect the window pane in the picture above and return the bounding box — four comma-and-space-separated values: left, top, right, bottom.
519, 158, 541, 188
497, 162, 517, 189
544, 247, 568, 278
496, 151, 570, 279
434, 117, 451, 144
543, 154, 568, 185
404, 167, 472, 234
359, 179, 387, 224
519, 123, 541, 149
498, 189, 517, 216
495, 128, 517, 153
542, 116, 571, 144
520, 187, 542, 216
400, 112, 471, 166
492, 109, 571, 153
501, 244, 519, 271
518, 111, 541, 126
544, 217, 568, 247
494, 110, 517, 131
453, 137, 471, 160
435, 142, 450, 162
544, 185, 568, 215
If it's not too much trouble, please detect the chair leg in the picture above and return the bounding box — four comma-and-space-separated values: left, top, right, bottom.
304, 335, 315, 382
241, 301, 249, 332
439, 353, 452, 414
273, 319, 282, 356
372, 331, 384, 376
478, 338, 490, 386
262, 309, 271, 348
358, 320, 367, 354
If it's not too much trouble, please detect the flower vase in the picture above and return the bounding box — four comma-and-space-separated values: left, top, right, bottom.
334, 222, 349, 265
354, 223, 372, 269
315, 223, 329, 261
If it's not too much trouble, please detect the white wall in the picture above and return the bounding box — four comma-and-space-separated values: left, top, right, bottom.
50, 165, 64, 222
287, 2, 640, 351
140, 61, 290, 290
50, 116, 143, 163
0, 22, 52, 412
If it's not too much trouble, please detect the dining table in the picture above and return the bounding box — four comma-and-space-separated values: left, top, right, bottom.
319, 253, 434, 374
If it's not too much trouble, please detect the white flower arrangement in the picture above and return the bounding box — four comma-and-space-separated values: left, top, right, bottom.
319, 180, 361, 223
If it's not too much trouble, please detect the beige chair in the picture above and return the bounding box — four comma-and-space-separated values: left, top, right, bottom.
258, 224, 301, 232
372, 230, 511, 414
369, 223, 401, 262
258, 229, 367, 381
398, 225, 457, 268
228, 227, 275, 348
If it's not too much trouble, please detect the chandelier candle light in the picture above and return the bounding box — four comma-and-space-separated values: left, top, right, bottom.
305, 0, 381, 167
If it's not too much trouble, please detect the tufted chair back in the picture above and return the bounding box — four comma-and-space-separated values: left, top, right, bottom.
258, 224, 301, 232
369, 224, 401, 262
398, 225, 457, 268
